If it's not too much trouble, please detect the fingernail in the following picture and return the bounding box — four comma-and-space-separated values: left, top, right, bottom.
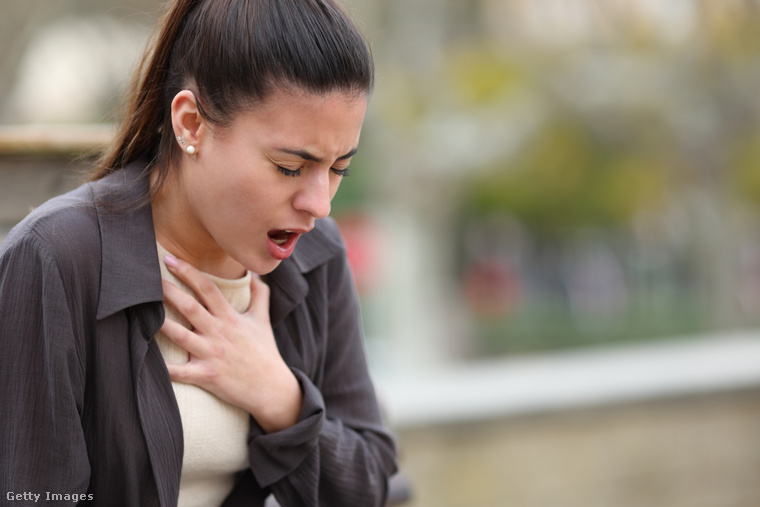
164, 254, 180, 268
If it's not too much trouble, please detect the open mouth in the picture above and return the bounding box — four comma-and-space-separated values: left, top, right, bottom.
266, 229, 301, 260
267, 229, 294, 246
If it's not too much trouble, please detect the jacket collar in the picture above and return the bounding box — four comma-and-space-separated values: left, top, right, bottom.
265, 217, 344, 327
93, 163, 163, 321
92, 162, 345, 327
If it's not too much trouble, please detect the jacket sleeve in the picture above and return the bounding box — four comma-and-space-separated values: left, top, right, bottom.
247, 251, 398, 506
0, 233, 91, 501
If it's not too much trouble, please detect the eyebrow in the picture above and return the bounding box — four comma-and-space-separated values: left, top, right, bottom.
275, 146, 358, 163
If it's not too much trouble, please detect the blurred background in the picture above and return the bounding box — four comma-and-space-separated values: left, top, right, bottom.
3, 1, 760, 506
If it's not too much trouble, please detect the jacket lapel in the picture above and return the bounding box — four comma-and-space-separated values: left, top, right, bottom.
130, 304, 183, 507
92, 164, 183, 506
266, 259, 308, 328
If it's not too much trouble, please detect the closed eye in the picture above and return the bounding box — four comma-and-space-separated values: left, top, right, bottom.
277, 166, 301, 177
278, 165, 352, 178
331, 167, 352, 177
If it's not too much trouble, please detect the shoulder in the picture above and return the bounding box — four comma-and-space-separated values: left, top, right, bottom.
1, 163, 158, 322
1, 181, 100, 270
1, 162, 151, 270
0, 183, 104, 317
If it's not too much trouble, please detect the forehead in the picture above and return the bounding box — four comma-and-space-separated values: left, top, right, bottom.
225, 89, 368, 153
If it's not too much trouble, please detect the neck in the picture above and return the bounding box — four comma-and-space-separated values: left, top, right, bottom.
150, 167, 247, 280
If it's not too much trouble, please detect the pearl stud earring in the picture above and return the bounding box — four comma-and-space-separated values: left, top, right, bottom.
177, 136, 196, 155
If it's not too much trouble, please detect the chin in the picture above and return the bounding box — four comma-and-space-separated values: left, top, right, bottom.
250, 258, 282, 276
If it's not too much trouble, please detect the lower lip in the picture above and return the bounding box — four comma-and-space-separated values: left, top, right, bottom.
266, 232, 301, 260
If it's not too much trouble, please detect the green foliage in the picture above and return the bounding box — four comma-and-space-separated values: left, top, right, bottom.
444, 47, 526, 107
729, 131, 760, 206
462, 119, 670, 233
373, 69, 430, 128
473, 294, 707, 356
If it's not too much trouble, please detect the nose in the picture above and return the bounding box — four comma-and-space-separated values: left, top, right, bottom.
293, 170, 332, 219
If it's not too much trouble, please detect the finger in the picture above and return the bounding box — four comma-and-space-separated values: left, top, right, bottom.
164, 254, 229, 317
160, 314, 210, 358
162, 280, 215, 340
165, 360, 212, 386
246, 274, 271, 317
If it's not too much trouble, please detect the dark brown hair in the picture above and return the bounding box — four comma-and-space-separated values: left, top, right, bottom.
92, 0, 373, 194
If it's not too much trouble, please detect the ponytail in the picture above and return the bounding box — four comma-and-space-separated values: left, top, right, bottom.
93, 0, 200, 185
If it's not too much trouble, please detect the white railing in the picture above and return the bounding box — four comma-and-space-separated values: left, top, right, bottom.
377, 330, 760, 428
0, 124, 114, 156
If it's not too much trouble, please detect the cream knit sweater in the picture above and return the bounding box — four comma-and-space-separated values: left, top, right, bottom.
155, 243, 251, 507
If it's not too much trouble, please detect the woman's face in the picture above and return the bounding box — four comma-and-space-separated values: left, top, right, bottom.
164, 89, 367, 276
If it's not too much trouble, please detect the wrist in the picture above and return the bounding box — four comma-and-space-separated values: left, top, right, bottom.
247, 365, 303, 433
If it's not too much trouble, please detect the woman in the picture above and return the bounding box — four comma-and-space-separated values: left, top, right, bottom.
0, 0, 397, 506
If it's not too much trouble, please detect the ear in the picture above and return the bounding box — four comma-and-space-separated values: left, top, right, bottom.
171, 90, 204, 149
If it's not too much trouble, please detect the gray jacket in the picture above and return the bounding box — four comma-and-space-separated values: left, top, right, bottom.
0, 162, 397, 506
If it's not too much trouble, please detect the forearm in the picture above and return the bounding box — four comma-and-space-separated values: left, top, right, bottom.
247, 369, 397, 507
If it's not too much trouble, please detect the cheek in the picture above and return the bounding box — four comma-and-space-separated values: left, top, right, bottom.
225, 173, 293, 219
200, 156, 256, 200
189, 166, 252, 222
